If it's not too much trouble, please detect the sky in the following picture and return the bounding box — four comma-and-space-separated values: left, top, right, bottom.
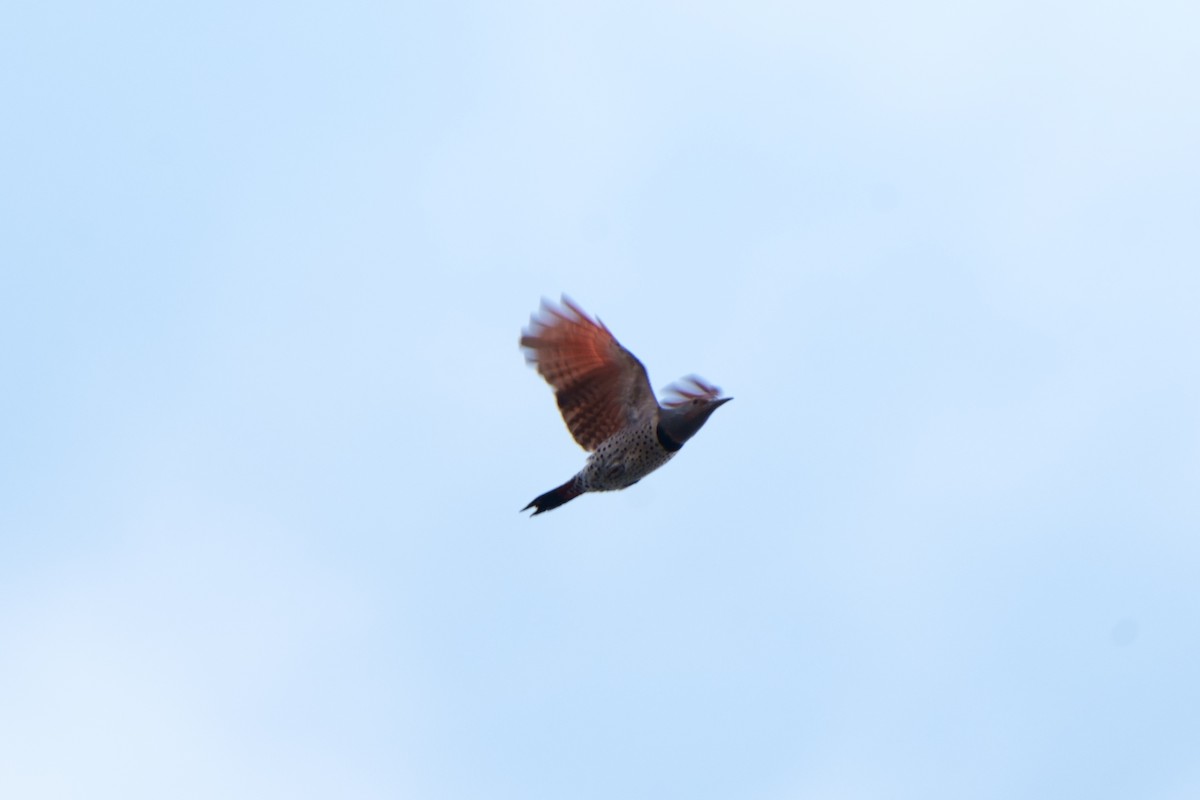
2, 1, 1199, 798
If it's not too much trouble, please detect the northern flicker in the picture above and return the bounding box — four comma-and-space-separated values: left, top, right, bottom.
520, 297, 732, 515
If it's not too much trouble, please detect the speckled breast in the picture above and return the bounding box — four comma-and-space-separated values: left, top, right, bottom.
579, 421, 677, 491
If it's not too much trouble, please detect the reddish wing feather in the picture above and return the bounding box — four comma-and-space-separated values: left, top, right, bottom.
520, 297, 657, 451
661, 375, 723, 407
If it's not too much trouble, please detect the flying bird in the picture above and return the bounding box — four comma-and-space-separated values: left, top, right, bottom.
520, 297, 731, 515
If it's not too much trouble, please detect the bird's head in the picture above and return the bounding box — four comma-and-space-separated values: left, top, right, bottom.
657, 377, 732, 447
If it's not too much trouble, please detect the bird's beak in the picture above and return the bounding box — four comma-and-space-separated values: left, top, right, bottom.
714, 397, 733, 407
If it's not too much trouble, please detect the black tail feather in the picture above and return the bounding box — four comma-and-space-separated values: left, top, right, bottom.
522, 478, 583, 516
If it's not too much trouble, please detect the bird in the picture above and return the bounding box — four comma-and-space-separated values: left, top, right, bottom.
519, 296, 731, 515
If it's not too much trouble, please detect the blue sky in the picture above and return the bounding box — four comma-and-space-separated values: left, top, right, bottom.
3, 1, 1199, 798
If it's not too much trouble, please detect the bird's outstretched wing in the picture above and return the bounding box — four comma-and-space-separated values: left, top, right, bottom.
661, 375, 723, 408
520, 297, 658, 451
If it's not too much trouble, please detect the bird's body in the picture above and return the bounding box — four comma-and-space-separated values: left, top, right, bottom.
520, 297, 730, 515
580, 421, 676, 491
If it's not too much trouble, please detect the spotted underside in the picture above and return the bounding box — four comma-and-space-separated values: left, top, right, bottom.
580, 421, 677, 491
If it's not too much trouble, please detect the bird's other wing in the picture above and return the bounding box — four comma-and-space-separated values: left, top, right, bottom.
520, 297, 658, 451
661, 375, 723, 407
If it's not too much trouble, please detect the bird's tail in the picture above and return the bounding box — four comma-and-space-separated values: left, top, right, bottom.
522, 477, 584, 516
